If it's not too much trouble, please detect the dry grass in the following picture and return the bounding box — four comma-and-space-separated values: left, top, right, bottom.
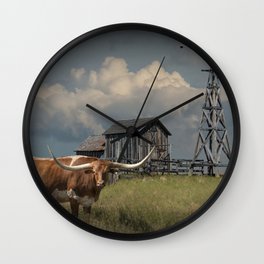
63, 174, 221, 234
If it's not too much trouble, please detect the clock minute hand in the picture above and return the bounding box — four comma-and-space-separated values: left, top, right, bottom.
137, 92, 204, 131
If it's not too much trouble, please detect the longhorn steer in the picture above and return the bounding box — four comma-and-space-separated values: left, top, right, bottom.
34, 147, 155, 217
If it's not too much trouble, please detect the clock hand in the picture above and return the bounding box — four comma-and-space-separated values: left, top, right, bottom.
86, 103, 127, 130
136, 133, 153, 145
111, 133, 153, 145
137, 92, 204, 131
117, 57, 165, 162
117, 136, 131, 162
116, 129, 153, 162
86, 103, 153, 147
134, 56, 165, 128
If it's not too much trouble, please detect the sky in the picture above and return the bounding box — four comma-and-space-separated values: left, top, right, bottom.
30, 29, 233, 162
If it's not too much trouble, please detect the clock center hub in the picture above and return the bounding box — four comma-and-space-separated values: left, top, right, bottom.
126, 126, 136, 136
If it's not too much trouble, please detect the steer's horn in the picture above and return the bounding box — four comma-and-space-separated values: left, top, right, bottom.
47, 145, 94, 171
111, 146, 155, 169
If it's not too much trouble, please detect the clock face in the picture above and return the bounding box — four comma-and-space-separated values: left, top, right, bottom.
23, 24, 240, 240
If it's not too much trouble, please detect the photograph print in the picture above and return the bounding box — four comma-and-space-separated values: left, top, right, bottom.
24, 24, 239, 239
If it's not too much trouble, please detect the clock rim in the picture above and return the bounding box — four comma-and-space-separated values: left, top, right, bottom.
22, 22, 240, 241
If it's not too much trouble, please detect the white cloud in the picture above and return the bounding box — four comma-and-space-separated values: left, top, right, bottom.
70, 67, 86, 81
33, 57, 202, 142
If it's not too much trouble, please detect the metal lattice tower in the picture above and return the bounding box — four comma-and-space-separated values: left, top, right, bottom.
189, 69, 231, 176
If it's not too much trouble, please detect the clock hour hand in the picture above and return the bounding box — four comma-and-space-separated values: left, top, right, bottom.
86, 103, 127, 130
86, 103, 153, 147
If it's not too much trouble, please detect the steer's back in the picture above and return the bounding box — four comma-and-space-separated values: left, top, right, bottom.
33, 156, 99, 193
34, 157, 73, 192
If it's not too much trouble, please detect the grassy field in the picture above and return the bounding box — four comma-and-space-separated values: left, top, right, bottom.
63, 174, 221, 234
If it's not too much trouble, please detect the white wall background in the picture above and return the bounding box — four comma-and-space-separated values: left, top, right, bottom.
1, 0, 263, 263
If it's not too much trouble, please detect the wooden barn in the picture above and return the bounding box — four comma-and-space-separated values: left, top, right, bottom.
74, 135, 105, 158
103, 118, 171, 162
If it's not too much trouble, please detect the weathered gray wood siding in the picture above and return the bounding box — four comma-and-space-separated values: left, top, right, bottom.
105, 125, 169, 161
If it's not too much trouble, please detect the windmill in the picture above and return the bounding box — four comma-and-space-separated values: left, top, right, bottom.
189, 70, 231, 176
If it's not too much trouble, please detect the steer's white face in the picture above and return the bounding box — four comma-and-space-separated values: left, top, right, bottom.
92, 160, 112, 187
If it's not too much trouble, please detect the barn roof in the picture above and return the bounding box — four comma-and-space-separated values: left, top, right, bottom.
75, 135, 105, 152
103, 118, 171, 136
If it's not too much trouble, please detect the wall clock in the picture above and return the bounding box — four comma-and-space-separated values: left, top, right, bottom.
23, 23, 240, 240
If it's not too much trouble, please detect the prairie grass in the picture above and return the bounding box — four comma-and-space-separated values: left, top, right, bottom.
64, 174, 221, 234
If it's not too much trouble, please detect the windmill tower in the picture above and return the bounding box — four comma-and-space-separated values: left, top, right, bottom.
189, 69, 231, 176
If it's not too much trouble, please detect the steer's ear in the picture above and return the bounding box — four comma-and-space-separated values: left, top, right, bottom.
84, 169, 94, 174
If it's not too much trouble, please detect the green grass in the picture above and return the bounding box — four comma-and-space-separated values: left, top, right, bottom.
64, 174, 221, 234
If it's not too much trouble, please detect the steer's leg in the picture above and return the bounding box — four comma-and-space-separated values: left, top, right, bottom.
82, 206, 92, 223
69, 198, 79, 217
83, 206, 91, 214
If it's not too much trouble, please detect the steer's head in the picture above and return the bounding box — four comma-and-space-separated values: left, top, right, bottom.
47, 146, 155, 188
91, 160, 112, 188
